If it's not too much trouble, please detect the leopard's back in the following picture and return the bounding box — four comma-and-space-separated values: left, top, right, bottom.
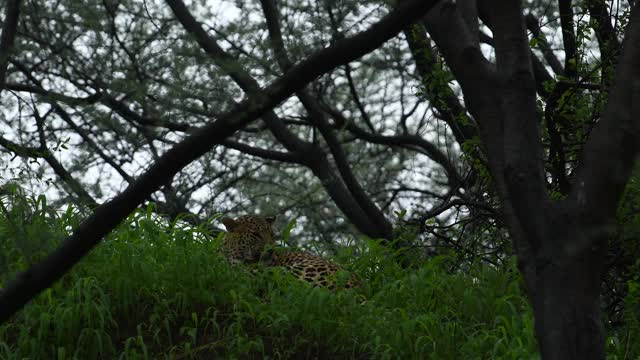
271, 252, 361, 290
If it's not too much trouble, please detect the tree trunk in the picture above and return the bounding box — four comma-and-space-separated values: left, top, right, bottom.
527, 223, 609, 359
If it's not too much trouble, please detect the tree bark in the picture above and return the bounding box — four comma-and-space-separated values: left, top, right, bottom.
420, 0, 640, 357
0, 0, 21, 90
533, 257, 606, 359
529, 213, 609, 359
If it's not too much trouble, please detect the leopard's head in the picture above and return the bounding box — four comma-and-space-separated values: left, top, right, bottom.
221, 215, 276, 265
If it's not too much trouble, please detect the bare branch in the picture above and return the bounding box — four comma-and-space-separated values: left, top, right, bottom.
221, 139, 303, 164
493, 0, 548, 233
260, 0, 394, 239
525, 14, 565, 77
322, 104, 464, 186
571, 5, 640, 222
559, 0, 578, 78
170, 0, 413, 239
0, 0, 20, 90
588, 0, 622, 78
403, 23, 477, 146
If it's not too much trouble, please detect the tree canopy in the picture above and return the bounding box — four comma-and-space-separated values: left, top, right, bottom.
1, 0, 640, 358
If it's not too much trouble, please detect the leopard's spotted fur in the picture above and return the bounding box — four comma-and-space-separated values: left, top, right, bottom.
261, 250, 361, 290
221, 215, 276, 265
222, 215, 360, 290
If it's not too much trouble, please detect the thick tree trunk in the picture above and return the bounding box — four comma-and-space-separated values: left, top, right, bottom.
527, 225, 608, 359
533, 263, 605, 358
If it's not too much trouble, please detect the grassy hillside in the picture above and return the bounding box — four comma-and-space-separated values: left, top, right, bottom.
0, 191, 637, 359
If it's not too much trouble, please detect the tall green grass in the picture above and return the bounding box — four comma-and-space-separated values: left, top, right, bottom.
0, 190, 637, 359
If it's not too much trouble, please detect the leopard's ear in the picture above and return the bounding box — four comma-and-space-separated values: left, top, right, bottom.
221, 217, 238, 231
265, 215, 276, 224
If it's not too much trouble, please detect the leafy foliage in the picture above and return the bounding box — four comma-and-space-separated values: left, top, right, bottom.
0, 192, 638, 359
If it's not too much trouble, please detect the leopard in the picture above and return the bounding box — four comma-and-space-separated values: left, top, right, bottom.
221, 215, 276, 265
221, 215, 361, 290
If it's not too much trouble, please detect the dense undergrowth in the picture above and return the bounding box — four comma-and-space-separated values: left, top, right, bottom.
0, 189, 638, 359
